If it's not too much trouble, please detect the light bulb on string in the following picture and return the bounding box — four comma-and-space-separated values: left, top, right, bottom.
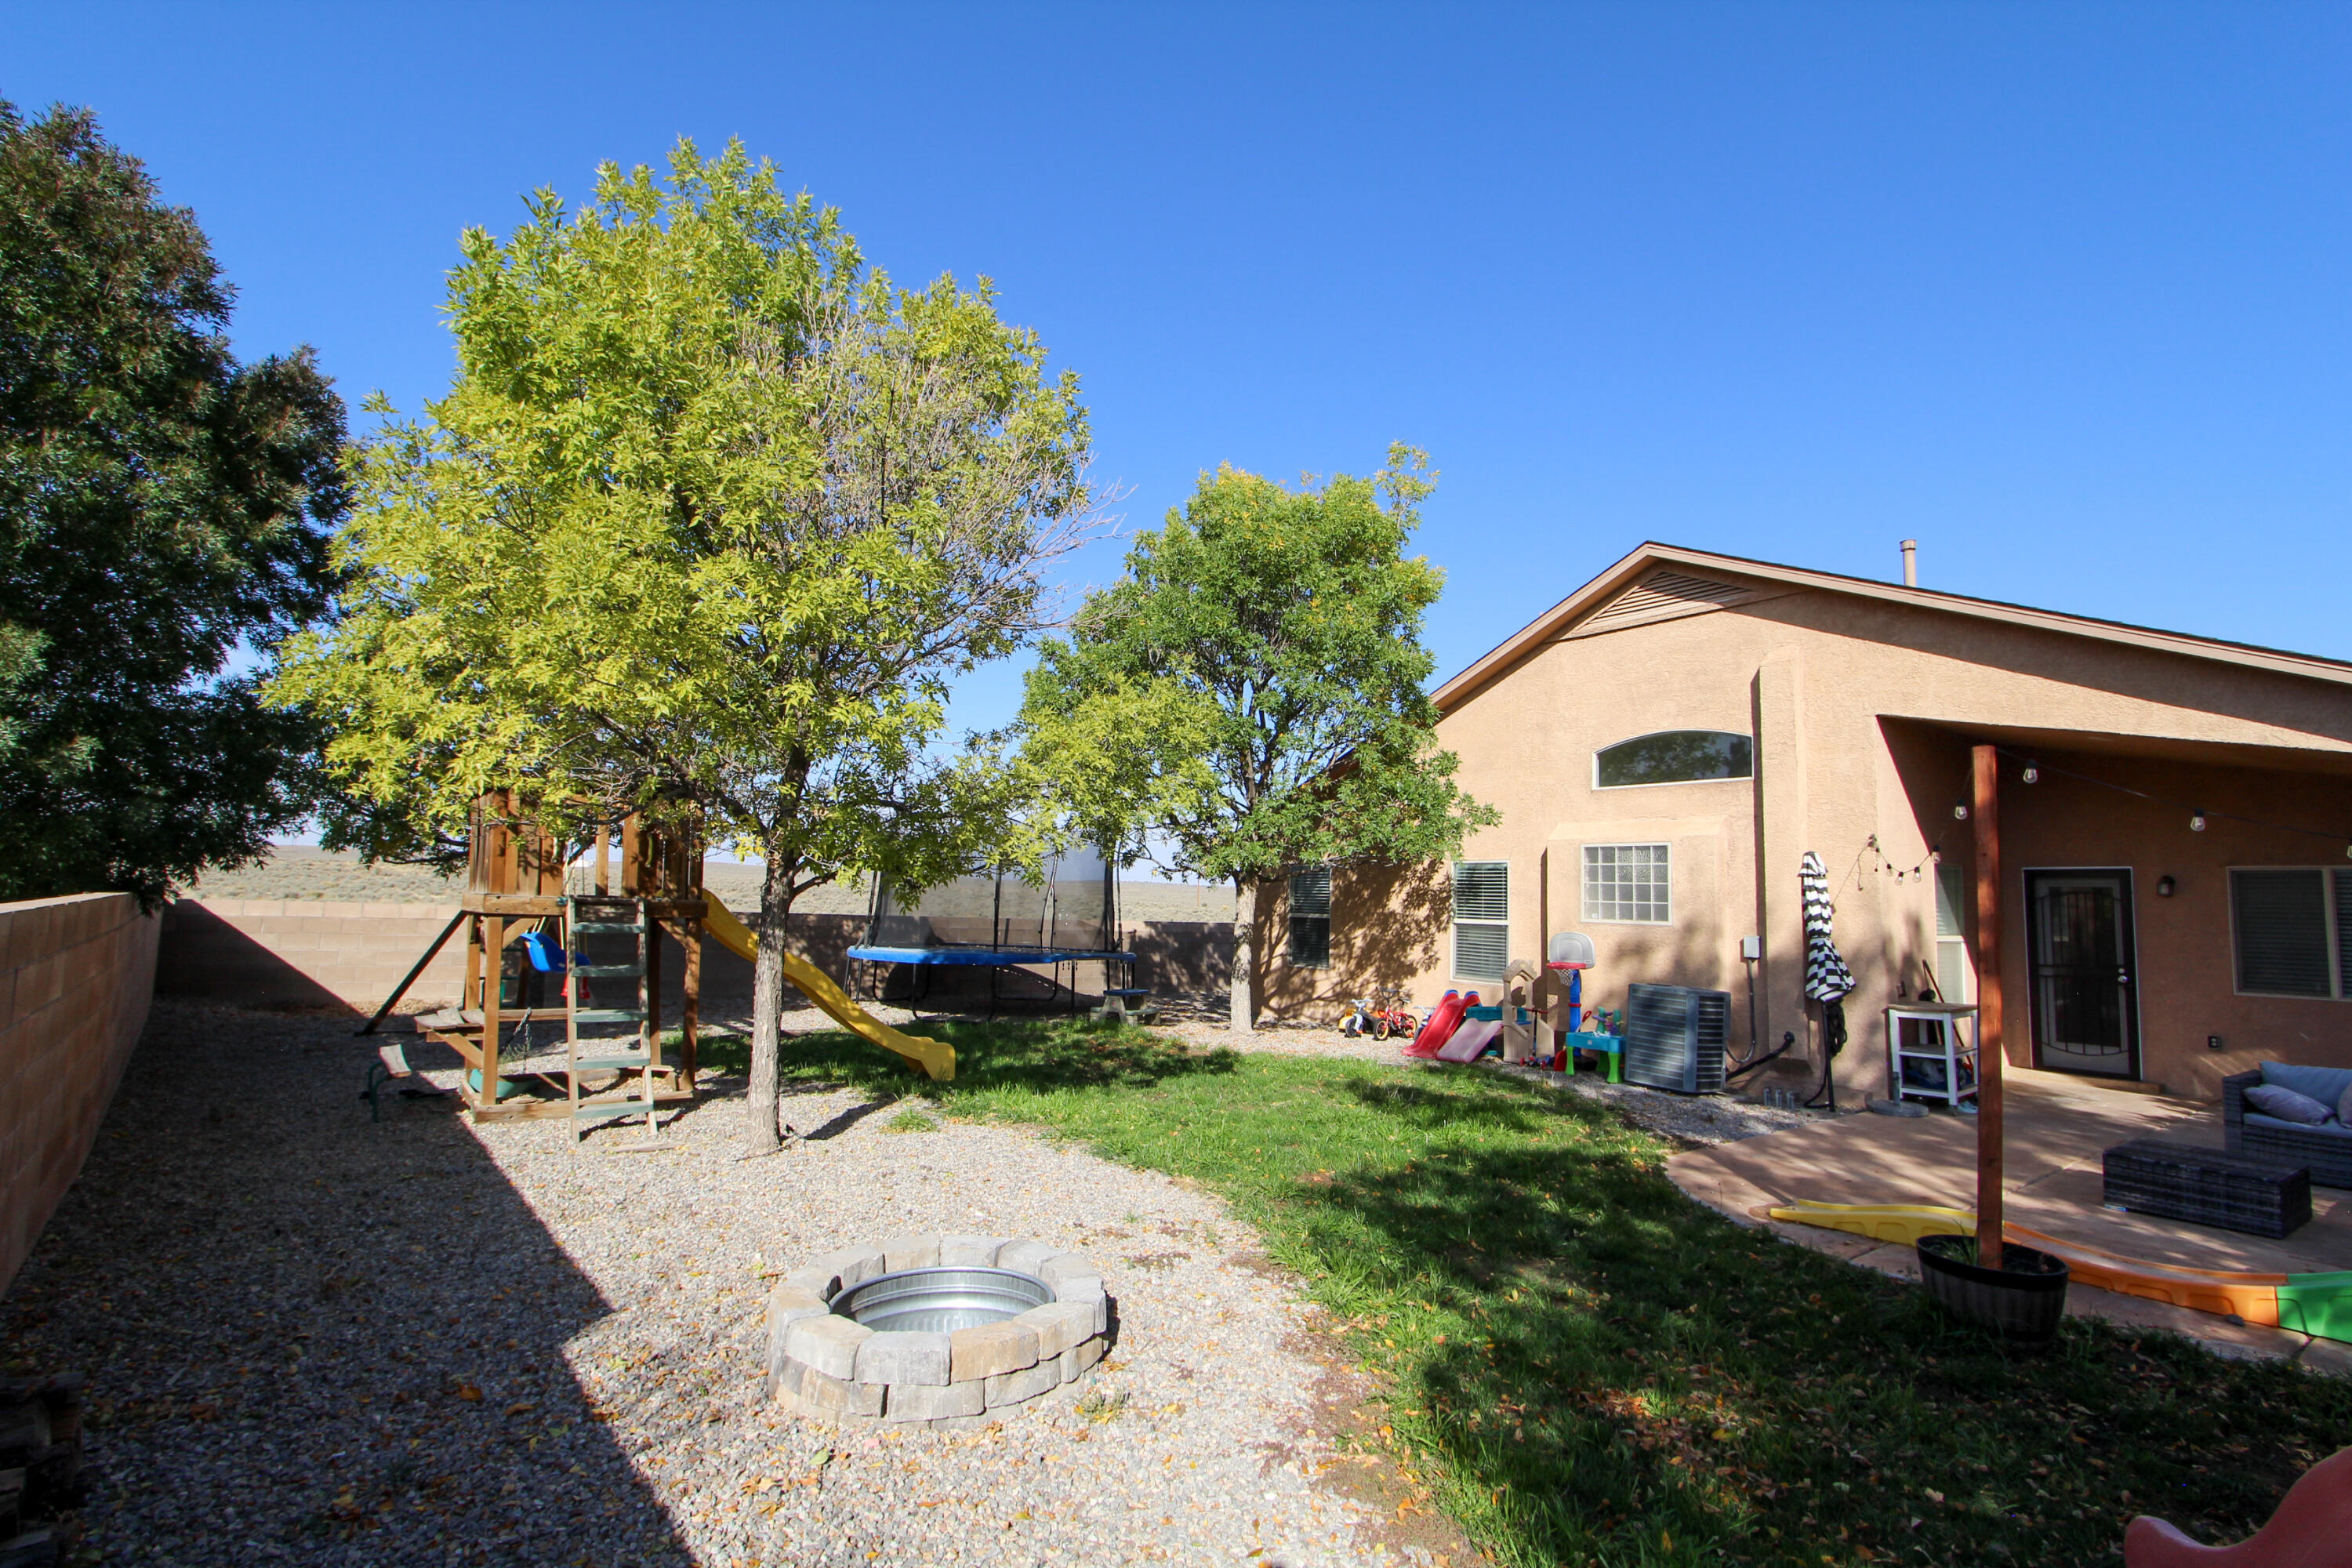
2190, 811, 2207, 833
1954, 803, 1969, 821
2021, 760, 2039, 784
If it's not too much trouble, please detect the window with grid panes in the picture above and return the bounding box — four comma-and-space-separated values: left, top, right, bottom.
1583, 843, 1671, 924
2231, 868, 2352, 999
1451, 861, 1508, 980
1287, 867, 1331, 968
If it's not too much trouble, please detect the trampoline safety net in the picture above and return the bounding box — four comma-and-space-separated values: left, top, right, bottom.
865, 845, 1117, 953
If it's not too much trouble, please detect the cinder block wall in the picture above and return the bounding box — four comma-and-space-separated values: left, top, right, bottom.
157, 898, 1236, 1015
158, 899, 474, 1012
0, 893, 160, 1295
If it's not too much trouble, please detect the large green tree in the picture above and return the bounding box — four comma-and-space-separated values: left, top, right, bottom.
274, 141, 1094, 1152
1018, 448, 1494, 1034
0, 100, 346, 903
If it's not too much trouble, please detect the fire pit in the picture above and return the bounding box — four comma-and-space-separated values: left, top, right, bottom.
764, 1234, 1110, 1428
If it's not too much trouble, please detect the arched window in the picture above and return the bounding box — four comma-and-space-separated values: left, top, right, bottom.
1594, 730, 1754, 789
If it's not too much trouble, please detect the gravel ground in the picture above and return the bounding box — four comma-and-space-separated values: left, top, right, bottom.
2, 1001, 1459, 1567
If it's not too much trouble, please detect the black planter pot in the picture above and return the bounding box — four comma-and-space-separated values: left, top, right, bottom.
1916, 1234, 2070, 1342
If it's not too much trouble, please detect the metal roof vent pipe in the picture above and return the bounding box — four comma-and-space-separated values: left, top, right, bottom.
1901, 539, 1918, 586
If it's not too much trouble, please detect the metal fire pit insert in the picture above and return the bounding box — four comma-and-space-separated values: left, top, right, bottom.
833, 1266, 1054, 1334
764, 1235, 1111, 1430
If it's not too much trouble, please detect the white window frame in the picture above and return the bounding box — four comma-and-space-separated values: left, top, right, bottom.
2230, 866, 2350, 1000
1451, 860, 1509, 981
1591, 729, 1755, 791
1582, 843, 1672, 925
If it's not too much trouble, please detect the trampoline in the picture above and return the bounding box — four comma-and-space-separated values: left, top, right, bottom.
847, 846, 1141, 1014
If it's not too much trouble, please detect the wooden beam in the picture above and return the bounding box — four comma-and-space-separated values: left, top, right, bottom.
460, 893, 568, 916
1972, 742, 2005, 1270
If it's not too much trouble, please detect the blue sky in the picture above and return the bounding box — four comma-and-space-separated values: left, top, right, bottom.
9, 2, 2349, 742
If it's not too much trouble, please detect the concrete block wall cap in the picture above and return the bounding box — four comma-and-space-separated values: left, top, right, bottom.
883, 1379, 985, 1423
948, 1319, 1040, 1382
854, 1330, 952, 1387
783, 1315, 873, 1381
811, 1244, 886, 1290
880, 1232, 942, 1272
1049, 1273, 1105, 1306
937, 1234, 1004, 1268
1017, 1299, 1104, 1359
782, 1265, 840, 1300
993, 1238, 1061, 1277
1037, 1254, 1100, 1287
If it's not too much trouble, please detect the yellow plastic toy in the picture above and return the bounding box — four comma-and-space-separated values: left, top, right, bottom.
1764, 1200, 1973, 1247
702, 901, 956, 1082
1765, 1200, 2348, 1338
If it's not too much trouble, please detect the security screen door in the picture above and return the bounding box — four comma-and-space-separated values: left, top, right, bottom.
2026, 869, 2140, 1079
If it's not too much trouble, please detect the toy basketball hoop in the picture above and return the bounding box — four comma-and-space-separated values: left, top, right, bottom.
1547, 931, 1595, 972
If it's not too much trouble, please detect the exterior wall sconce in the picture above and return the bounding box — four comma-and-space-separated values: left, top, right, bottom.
2190, 811, 2207, 832
2157, 876, 2176, 897
2021, 761, 2039, 784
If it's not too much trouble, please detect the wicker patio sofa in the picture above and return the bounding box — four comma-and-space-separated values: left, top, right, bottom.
2223, 1063, 2352, 1189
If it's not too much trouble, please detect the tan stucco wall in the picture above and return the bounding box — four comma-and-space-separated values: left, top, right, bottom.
1270, 579, 2352, 1100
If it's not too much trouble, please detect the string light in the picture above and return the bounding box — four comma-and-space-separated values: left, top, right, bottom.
2020, 760, 2040, 784
1992, 746, 2351, 850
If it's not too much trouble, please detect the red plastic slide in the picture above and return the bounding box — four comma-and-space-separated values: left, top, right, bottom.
1404, 990, 1472, 1058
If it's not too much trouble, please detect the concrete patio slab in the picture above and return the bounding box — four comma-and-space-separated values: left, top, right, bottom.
1668, 1067, 2352, 1370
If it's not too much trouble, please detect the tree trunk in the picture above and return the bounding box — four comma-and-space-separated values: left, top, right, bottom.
744, 855, 793, 1156
1229, 877, 1257, 1037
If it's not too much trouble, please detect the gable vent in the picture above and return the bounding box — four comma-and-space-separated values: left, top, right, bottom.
1568, 569, 1761, 639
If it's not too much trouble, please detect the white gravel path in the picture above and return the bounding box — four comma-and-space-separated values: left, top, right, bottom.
3, 1001, 1454, 1567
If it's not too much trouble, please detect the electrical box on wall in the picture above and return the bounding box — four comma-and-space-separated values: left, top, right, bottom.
2209, 1035, 2225, 1051
1740, 935, 1762, 960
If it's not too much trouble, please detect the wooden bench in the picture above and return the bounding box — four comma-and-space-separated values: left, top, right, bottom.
361, 1043, 450, 1122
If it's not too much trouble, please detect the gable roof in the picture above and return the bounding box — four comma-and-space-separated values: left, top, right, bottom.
1432, 542, 2352, 712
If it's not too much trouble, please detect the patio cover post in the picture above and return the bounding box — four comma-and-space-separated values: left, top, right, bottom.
1971, 742, 2005, 1269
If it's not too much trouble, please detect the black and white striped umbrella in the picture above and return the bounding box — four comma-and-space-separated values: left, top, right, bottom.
1800, 851, 1856, 1002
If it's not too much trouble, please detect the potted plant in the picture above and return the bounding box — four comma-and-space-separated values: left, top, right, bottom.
1916, 1232, 2070, 1341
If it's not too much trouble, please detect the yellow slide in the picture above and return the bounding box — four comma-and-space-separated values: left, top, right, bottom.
700, 901, 956, 1081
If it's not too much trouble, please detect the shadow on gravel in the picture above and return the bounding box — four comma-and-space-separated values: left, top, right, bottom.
0, 1000, 689, 1566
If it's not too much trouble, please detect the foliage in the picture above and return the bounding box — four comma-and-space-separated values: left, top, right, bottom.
766, 1018, 2352, 1567
1018, 448, 1494, 1025
273, 140, 1094, 1149
0, 100, 346, 903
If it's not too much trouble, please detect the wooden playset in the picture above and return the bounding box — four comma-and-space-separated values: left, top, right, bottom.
361, 792, 707, 1138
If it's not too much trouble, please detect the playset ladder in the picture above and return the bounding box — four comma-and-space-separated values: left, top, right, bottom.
564, 895, 659, 1145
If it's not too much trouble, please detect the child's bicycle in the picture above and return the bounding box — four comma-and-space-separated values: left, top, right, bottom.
1340, 990, 1417, 1041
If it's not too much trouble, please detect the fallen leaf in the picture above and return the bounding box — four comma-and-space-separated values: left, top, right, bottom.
456, 1384, 483, 1402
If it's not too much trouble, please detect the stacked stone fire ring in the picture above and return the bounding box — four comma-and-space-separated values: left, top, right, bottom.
764, 1235, 1111, 1428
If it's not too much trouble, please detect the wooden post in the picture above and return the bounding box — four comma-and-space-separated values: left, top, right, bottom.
1972, 743, 2004, 1269
463, 916, 484, 1013
645, 909, 662, 1076
594, 822, 609, 896
481, 914, 505, 1112
681, 918, 700, 1089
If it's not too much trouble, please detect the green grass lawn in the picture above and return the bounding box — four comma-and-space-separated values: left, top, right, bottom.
699, 1018, 2352, 1567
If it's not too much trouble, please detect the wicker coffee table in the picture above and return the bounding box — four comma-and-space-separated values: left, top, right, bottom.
2102, 1139, 2312, 1239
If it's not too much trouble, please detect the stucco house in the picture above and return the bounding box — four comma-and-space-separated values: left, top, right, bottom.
1258, 543, 2352, 1102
